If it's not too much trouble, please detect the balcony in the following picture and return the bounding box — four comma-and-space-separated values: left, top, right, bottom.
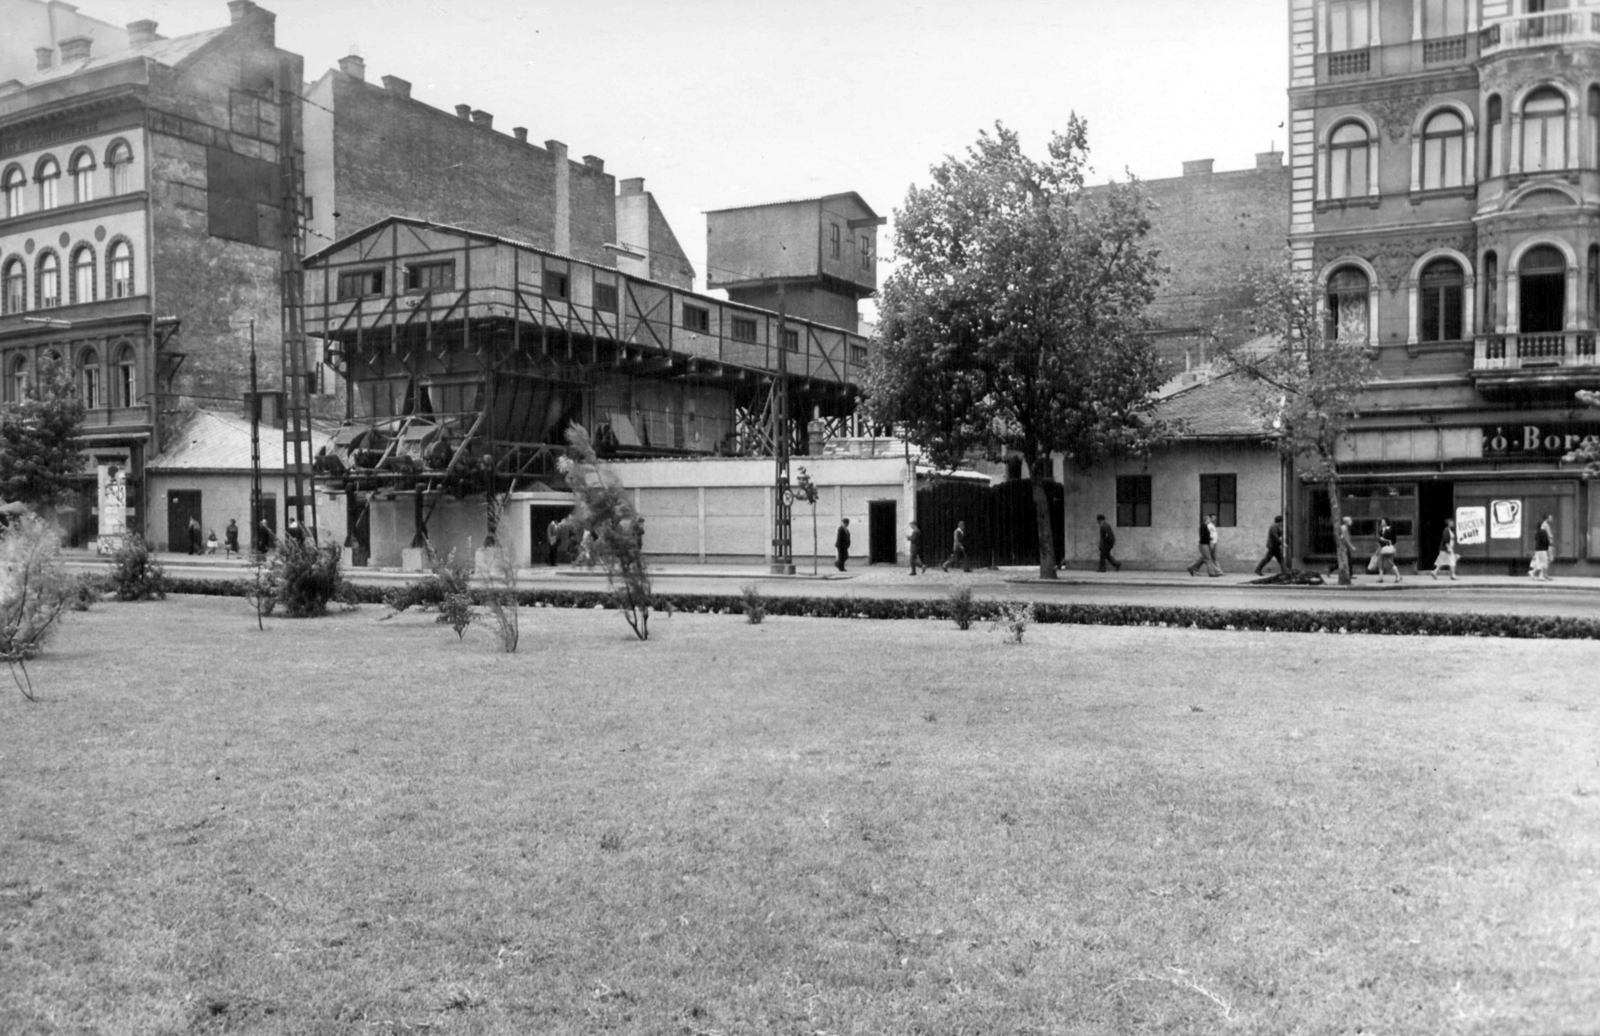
1317, 33, 1477, 82
1480, 11, 1600, 57
1473, 331, 1600, 397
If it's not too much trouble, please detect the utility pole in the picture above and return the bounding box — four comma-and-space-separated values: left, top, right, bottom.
248, 319, 262, 557
770, 284, 795, 575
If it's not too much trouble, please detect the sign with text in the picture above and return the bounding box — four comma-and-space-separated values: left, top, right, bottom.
1490, 499, 1523, 540
1455, 506, 1486, 545
1482, 423, 1600, 458
96, 464, 127, 555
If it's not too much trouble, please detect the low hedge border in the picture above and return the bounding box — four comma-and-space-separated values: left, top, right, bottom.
164, 576, 1600, 640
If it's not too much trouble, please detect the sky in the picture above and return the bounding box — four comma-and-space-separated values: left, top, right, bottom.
70, 0, 1289, 296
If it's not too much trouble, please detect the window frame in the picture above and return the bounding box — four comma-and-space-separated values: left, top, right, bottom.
2, 258, 24, 314
78, 347, 101, 409
830, 223, 841, 259
730, 316, 758, 344
781, 327, 799, 352
1521, 88, 1568, 172
403, 260, 455, 293
106, 140, 133, 195
682, 304, 710, 333
1199, 473, 1238, 528
69, 149, 95, 204
38, 251, 60, 308
108, 240, 133, 299
1115, 474, 1152, 528
1327, 0, 1371, 53
2, 165, 25, 218
1418, 258, 1466, 342
1420, 109, 1467, 189
70, 245, 95, 305
593, 281, 619, 313
8, 355, 28, 403
542, 268, 570, 301
1328, 121, 1371, 199
336, 268, 385, 300
114, 342, 136, 408
1326, 266, 1371, 345
36, 155, 60, 211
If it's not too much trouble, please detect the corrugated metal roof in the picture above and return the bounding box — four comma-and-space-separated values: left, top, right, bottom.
147, 409, 335, 472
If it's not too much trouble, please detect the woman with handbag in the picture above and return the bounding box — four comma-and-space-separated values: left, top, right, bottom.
1376, 519, 1401, 583
1430, 517, 1458, 580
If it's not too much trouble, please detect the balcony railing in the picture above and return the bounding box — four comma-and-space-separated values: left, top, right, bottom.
1327, 48, 1371, 76
1422, 35, 1468, 64
1476, 331, 1599, 370
1480, 11, 1600, 56
1317, 34, 1476, 81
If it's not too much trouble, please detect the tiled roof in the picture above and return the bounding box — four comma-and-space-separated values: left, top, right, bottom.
148, 409, 335, 473
13, 27, 226, 88
1151, 371, 1272, 439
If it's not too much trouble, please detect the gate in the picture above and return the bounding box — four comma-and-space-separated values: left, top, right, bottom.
916, 478, 1064, 569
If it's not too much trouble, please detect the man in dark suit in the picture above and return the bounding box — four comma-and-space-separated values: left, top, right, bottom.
1096, 514, 1120, 572
835, 518, 851, 572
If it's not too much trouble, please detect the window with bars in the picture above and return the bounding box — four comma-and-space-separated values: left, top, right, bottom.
1200, 473, 1237, 527
1116, 475, 1151, 527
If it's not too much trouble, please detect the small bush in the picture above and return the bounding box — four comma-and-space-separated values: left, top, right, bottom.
69, 571, 110, 611
384, 550, 470, 613
264, 537, 347, 618
479, 537, 520, 653
109, 537, 168, 601
0, 515, 74, 700
740, 583, 766, 625
439, 591, 475, 640
991, 600, 1035, 643
949, 585, 977, 631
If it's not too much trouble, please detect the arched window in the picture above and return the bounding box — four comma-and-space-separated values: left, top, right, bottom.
1419, 259, 1465, 342
69, 149, 94, 204
2, 165, 24, 218
71, 245, 94, 305
1486, 95, 1503, 177
2, 258, 24, 315
7, 355, 28, 404
115, 343, 136, 408
1483, 250, 1499, 330
106, 140, 132, 195
1326, 267, 1371, 344
78, 347, 100, 409
1519, 245, 1566, 334
38, 252, 60, 308
1422, 110, 1466, 189
108, 240, 133, 298
36, 156, 59, 211
1522, 89, 1568, 172
1329, 122, 1371, 198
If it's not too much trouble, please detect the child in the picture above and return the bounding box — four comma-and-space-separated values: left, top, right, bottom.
205, 529, 219, 555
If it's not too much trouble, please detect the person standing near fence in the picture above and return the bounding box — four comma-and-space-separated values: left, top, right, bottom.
942, 520, 969, 573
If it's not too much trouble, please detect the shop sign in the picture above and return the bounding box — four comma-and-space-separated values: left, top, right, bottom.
1481, 423, 1600, 458
1490, 499, 1523, 540
1456, 506, 1487, 545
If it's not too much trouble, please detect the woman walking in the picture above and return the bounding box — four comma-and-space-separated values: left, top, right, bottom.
1430, 517, 1458, 580
1376, 518, 1401, 583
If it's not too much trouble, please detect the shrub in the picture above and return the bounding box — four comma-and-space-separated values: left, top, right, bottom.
948, 584, 977, 631
109, 537, 168, 601
383, 550, 470, 613
740, 583, 766, 625
479, 524, 520, 653
991, 599, 1035, 643
562, 426, 652, 641
263, 537, 347, 618
439, 591, 475, 640
0, 514, 74, 700
69, 571, 110, 611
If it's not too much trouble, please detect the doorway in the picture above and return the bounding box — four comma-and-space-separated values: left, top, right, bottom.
1417, 481, 1455, 570
529, 503, 575, 565
167, 490, 200, 553
868, 500, 897, 564
1518, 244, 1566, 333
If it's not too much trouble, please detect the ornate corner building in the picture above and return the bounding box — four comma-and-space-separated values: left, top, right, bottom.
1289, 0, 1600, 572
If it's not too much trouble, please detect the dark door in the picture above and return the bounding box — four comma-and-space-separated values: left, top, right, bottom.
530, 503, 574, 564
256, 492, 278, 552
167, 490, 200, 553
868, 500, 897, 564
1417, 481, 1454, 570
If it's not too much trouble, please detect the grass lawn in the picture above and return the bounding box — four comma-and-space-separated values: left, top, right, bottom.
2, 596, 1598, 1035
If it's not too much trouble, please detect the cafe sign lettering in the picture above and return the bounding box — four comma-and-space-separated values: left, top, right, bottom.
1482, 423, 1600, 458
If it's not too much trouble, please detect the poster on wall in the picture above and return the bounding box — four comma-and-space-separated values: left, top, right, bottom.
96, 464, 127, 555
1490, 499, 1523, 540
1455, 506, 1487, 546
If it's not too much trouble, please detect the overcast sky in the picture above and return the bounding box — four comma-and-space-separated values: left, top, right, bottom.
78, 0, 1289, 293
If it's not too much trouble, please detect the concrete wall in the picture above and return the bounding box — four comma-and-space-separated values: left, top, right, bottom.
148, 471, 347, 552
1060, 441, 1282, 570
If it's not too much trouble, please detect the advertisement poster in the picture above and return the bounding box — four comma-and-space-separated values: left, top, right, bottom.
1455, 506, 1487, 546
1490, 499, 1523, 540
97, 464, 127, 555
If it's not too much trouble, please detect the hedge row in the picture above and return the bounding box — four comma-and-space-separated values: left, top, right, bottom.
163, 576, 1600, 640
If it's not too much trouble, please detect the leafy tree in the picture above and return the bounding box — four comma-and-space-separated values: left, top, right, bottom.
863, 119, 1165, 578
561, 425, 652, 640
1220, 262, 1373, 585
0, 356, 85, 507
1564, 390, 1600, 473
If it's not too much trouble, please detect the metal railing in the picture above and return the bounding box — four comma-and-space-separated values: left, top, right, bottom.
1480, 11, 1600, 55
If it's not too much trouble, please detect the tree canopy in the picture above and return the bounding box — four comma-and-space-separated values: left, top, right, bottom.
862, 119, 1165, 577
0, 356, 85, 508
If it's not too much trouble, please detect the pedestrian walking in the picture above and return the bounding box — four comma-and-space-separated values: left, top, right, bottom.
187, 516, 202, 555
907, 521, 925, 575
1430, 517, 1459, 580
1376, 518, 1401, 583
205, 529, 219, 555
1335, 515, 1358, 580
1187, 514, 1222, 577
545, 518, 562, 566
941, 520, 969, 573
257, 518, 276, 553
224, 518, 240, 557
286, 516, 306, 545
1096, 514, 1120, 572
1254, 515, 1285, 576
834, 517, 851, 572
1531, 515, 1554, 580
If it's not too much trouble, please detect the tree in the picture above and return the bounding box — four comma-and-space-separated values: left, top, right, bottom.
0, 356, 85, 507
1563, 390, 1600, 473
793, 466, 820, 576
863, 119, 1165, 578
561, 425, 652, 641
1219, 262, 1374, 586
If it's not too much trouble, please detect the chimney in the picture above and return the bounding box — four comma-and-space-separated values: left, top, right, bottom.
470, 109, 492, 129
454, 104, 472, 119
381, 74, 410, 99
547, 141, 570, 255
35, 47, 54, 71
126, 20, 159, 46
1255, 149, 1285, 169
227, 1, 256, 24
582, 155, 604, 174
620, 177, 644, 196
512, 126, 528, 143
58, 36, 92, 62
337, 54, 365, 81
1182, 158, 1215, 176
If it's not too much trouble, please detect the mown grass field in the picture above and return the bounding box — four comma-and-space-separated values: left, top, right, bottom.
2, 596, 1598, 1035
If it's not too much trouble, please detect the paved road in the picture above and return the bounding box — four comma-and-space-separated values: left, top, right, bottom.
70, 551, 1600, 618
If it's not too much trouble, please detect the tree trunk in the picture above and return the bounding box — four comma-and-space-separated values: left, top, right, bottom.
1024, 449, 1057, 579
1326, 473, 1351, 586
